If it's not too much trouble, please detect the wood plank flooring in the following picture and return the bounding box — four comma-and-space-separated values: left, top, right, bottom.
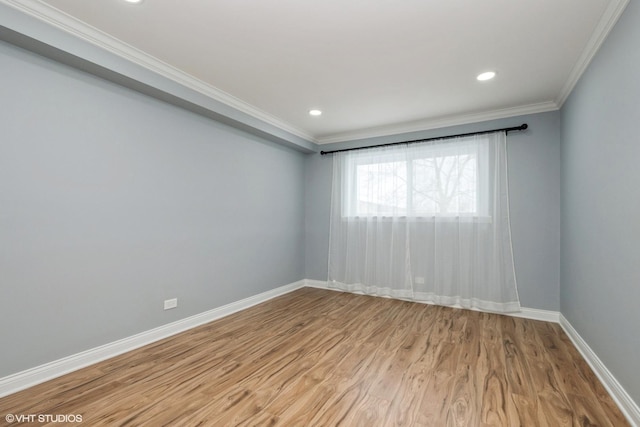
0, 288, 628, 426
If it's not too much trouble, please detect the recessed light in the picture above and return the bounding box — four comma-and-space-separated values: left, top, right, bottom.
123, 0, 143, 3
309, 109, 322, 116
477, 71, 496, 81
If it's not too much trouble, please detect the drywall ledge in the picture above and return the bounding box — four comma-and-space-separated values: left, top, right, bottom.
0, 3, 317, 154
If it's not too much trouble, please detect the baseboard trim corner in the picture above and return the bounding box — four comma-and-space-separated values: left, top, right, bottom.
509, 307, 560, 323
0, 280, 306, 398
559, 314, 640, 426
303, 279, 330, 289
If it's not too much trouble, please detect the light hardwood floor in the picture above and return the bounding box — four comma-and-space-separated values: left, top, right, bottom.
0, 287, 628, 426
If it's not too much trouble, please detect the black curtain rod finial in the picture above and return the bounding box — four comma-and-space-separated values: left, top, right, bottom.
320, 123, 529, 155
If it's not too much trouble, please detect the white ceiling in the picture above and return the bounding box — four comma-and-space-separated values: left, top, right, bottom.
17, 0, 629, 143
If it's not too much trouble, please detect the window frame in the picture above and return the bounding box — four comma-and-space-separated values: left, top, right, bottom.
341, 138, 492, 220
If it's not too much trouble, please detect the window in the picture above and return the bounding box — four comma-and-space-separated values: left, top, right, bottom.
342, 138, 489, 217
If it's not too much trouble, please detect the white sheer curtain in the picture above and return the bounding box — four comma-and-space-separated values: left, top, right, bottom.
327, 131, 520, 312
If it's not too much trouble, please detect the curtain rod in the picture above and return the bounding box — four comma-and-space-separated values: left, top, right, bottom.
319, 123, 528, 155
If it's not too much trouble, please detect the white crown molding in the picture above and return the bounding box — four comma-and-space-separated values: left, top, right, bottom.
316, 101, 559, 144
0, 0, 317, 144
555, 0, 630, 107
2, 0, 628, 147
0, 280, 306, 398
559, 314, 640, 426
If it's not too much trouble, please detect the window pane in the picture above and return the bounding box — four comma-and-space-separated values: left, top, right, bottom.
356, 161, 407, 215
412, 153, 478, 215
344, 139, 486, 218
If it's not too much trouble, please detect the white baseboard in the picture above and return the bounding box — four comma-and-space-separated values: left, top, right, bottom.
0, 280, 306, 398
509, 307, 560, 323
559, 315, 640, 426
303, 279, 332, 289
3, 278, 636, 427
304, 279, 560, 323
307, 280, 638, 423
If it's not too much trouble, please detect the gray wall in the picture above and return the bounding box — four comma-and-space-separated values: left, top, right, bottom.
7, 4, 638, 407
305, 111, 562, 311
561, 0, 640, 404
0, 40, 306, 377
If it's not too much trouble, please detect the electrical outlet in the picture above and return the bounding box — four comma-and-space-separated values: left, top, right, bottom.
414, 277, 425, 284
164, 298, 178, 310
